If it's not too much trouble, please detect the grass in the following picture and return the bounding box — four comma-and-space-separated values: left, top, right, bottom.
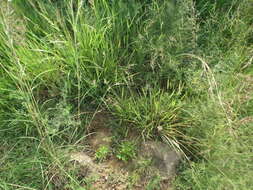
0, 0, 252, 189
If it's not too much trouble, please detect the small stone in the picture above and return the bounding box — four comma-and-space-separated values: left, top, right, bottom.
70, 152, 94, 166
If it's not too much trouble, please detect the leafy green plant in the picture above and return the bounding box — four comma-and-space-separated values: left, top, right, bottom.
95, 145, 110, 162
116, 141, 137, 162
146, 175, 161, 190
127, 172, 141, 189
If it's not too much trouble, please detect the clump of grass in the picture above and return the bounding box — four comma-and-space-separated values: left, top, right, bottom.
110, 88, 193, 155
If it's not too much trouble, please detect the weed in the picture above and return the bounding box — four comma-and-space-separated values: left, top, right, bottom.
146, 175, 161, 190
116, 141, 137, 162
127, 172, 141, 189
95, 145, 110, 162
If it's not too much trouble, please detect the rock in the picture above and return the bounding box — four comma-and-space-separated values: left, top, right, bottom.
69, 151, 100, 179
140, 141, 182, 179
70, 152, 94, 167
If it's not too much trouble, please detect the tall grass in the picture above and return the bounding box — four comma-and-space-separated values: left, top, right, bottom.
0, 0, 252, 189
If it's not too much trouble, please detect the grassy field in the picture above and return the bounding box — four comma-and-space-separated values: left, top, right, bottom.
0, 0, 253, 189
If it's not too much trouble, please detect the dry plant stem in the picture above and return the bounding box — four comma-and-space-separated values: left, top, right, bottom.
5, 183, 37, 190
241, 54, 253, 71
180, 54, 234, 130
73, 1, 82, 123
